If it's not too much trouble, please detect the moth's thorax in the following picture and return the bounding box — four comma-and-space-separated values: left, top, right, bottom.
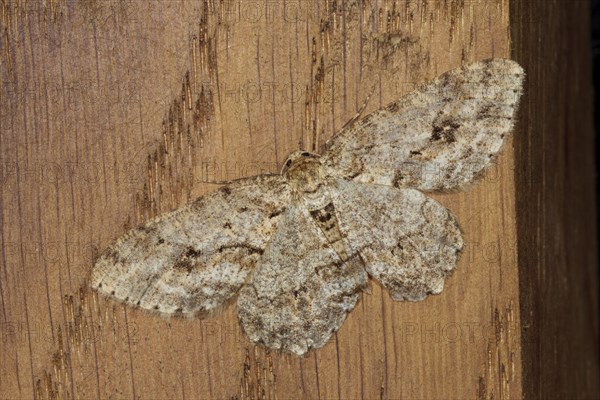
282, 151, 323, 194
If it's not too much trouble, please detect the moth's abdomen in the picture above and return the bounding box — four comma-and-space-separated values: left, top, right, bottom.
309, 202, 350, 262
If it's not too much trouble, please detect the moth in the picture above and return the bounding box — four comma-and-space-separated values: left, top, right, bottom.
92, 59, 524, 355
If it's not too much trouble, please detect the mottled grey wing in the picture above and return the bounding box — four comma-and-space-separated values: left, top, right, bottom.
237, 205, 367, 355
331, 179, 463, 301
91, 175, 291, 317
321, 59, 524, 191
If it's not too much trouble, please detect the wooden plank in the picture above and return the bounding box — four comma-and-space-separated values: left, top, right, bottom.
511, 0, 600, 398
0, 0, 532, 398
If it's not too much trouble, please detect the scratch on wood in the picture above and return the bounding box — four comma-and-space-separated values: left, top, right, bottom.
365, 31, 418, 65
34, 285, 101, 400
134, 61, 216, 220
477, 302, 518, 399
236, 347, 276, 400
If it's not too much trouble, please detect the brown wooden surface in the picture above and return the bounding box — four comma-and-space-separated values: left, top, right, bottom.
511, 0, 600, 398
0, 0, 595, 399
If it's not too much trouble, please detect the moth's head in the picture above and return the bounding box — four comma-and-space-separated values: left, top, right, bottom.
282, 150, 322, 193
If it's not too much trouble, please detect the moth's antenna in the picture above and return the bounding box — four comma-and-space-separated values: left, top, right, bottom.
200, 172, 281, 186
318, 79, 379, 155
339, 79, 378, 132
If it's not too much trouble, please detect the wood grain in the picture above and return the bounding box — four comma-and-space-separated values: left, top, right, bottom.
0, 0, 593, 399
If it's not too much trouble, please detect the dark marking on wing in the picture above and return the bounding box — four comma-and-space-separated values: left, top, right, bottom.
173, 247, 203, 273
360, 113, 373, 125
385, 102, 399, 113
138, 225, 157, 234
173, 243, 264, 275
220, 186, 232, 196
102, 248, 123, 266
431, 114, 460, 143
191, 197, 206, 210
392, 170, 405, 187
269, 209, 283, 219
461, 147, 474, 159
477, 103, 493, 119
216, 243, 264, 256
315, 259, 344, 278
